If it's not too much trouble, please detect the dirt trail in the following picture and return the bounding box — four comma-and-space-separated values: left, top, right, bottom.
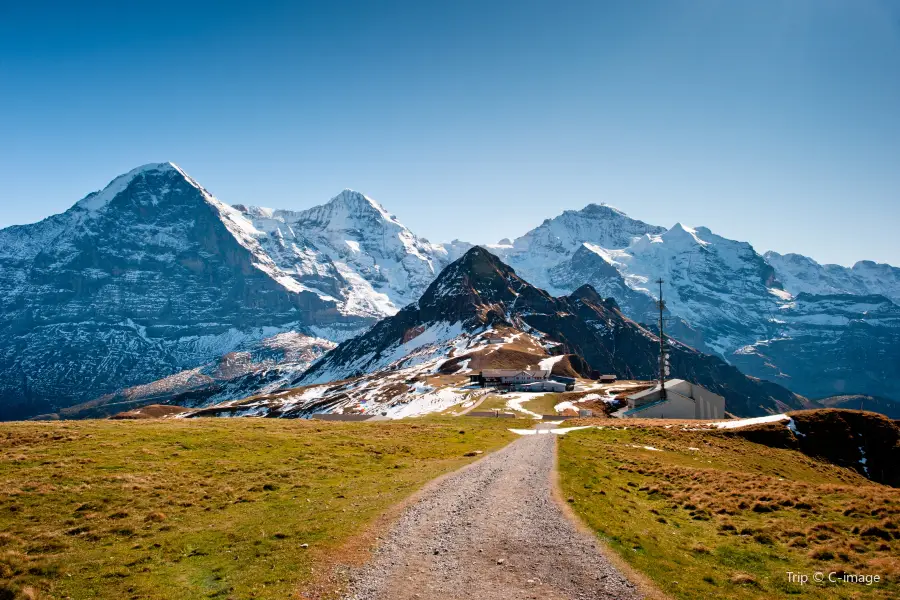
343, 432, 643, 600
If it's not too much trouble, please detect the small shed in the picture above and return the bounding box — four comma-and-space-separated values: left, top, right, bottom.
550, 375, 576, 391
598, 374, 617, 383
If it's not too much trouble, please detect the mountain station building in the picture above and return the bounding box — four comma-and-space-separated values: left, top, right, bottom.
469, 369, 550, 389
620, 379, 725, 419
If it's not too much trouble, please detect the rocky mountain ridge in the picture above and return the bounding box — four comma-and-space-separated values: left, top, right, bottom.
1, 163, 897, 419
300, 247, 810, 417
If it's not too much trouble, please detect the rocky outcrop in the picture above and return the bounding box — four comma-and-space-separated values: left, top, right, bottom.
726, 409, 900, 486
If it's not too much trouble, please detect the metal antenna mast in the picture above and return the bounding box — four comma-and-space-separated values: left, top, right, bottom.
656, 278, 667, 400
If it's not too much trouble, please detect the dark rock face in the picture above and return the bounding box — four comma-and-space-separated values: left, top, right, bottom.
304, 247, 809, 416
0, 164, 358, 420
731, 293, 900, 402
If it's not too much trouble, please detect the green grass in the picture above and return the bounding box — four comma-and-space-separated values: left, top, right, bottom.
558, 426, 900, 600
0, 417, 515, 599
474, 395, 517, 413
519, 393, 562, 416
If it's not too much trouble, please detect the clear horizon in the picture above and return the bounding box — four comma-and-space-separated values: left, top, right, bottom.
1, 1, 898, 267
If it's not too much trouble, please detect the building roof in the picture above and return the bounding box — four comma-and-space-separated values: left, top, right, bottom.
518, 380, 566, 389
622, 388, 693, 416
481, 369, 550, 378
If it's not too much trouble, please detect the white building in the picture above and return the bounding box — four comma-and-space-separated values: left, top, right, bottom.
471, 369, 551, 387
621, 379, 725, 419
515, 380, 567, 393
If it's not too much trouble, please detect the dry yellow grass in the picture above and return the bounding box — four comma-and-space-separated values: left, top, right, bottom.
559, 425, 899, 599
0, 417, 515, 599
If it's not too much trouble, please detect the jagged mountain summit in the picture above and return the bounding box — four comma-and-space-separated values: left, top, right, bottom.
490, 215, 786, 357
297, 247, 809, 417
764, 251, 900, 305
230, 190, 452, 319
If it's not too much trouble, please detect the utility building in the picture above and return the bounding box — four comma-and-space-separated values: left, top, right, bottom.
621, 379, 725, 419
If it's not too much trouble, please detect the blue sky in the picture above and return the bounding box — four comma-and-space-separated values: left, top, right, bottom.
1, 0, 898, 266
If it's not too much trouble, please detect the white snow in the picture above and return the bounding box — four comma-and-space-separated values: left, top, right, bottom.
787, 418, 806, 437
766, 251, 900, 305
76, 163, 176, 213
712, 414, 789, 429
858, 445, 870, 476
508, 426, 595, 436
503, 392, 543, 419
538, 355, 566, 371
627, 444, 661, 451
768, 288, 793, 301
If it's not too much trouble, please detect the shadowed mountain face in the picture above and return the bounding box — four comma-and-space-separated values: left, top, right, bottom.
302, 247, 810, 417
731, 293, 900, 402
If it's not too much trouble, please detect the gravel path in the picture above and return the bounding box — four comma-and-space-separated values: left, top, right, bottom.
343, 431, 643, 600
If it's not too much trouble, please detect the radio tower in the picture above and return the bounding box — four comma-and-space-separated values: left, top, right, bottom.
656, 278, 667, 400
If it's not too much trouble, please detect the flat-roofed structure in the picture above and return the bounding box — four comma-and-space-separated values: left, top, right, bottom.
515, 380, 567, 393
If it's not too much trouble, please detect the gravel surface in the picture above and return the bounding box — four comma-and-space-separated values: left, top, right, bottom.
343, 431, 643, 600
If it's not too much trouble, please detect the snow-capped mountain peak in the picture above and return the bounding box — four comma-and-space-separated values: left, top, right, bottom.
295, 189, 405, 232
226, 189, 453, 321
0, 162, 377, 419
765, 250, 900, 305
661, 222, 710, 247
75, 162, 180, 213
511, 202, 665, 254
